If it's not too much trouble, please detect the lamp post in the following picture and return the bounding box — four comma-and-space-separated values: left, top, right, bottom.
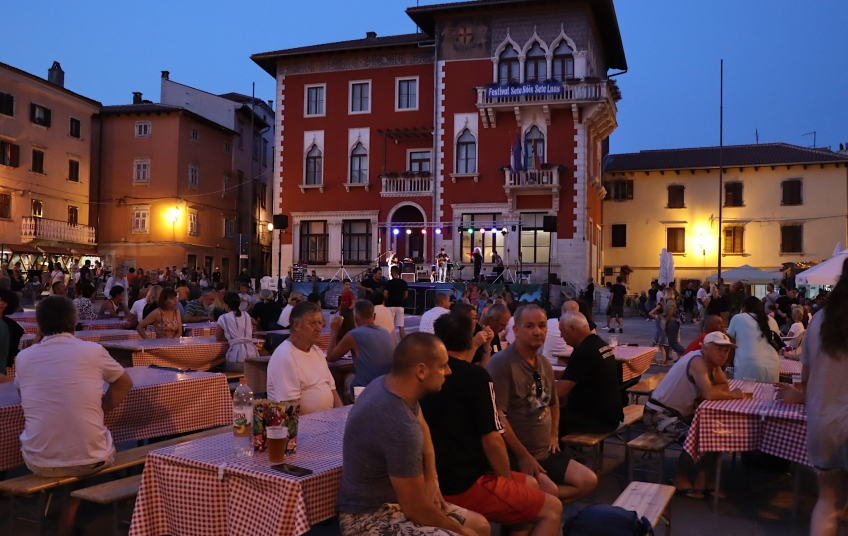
268, 222, 282, 293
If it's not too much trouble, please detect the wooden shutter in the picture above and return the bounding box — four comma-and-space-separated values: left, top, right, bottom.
43, 108, 51, 127
9, 144, 19, 168
626, 179, 634, 199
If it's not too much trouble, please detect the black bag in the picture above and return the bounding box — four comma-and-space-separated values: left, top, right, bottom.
766, 329, 784, 353
563, 505, 654, 536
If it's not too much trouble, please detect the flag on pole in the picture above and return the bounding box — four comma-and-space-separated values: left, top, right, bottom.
511, 133, 523, 172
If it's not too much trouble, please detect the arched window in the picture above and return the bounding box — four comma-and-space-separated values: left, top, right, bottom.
551, 41, 574, 82
524, 126, 545, 169
498, 46, 520, 84
456, 129, 477, 174
349, 142, 367, 183
305, 145, 323, 185
524, 42, 547, 83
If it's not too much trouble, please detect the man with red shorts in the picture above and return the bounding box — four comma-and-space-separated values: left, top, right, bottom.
422, 312, 562, 535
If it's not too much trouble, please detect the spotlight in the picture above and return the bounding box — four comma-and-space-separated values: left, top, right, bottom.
435, 228, 442, 235
502, 227, 508, 234
479, 228, 485, 234
491, 227, 497, 233
406, 229, 412, 235
468, 227, 474, 234
421, 229, 427, 235
393, 228, 399, 235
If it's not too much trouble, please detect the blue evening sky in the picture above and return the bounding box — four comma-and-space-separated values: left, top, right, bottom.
4, 0, 847, 154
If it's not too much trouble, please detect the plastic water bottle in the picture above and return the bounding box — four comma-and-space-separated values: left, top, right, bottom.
233, 378, 254, 458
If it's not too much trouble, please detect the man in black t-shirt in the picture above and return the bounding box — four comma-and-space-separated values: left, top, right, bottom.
356, 267, 384, 298
608, 276, 627, 333
556, 311, 623, 435
383, 266, 409, 339
422, 313, 561, 532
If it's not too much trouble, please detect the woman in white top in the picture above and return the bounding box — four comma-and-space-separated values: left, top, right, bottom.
217, 291, 259, 372
49, 263, 65, 294
727, 296, 779, 382
785, 307, 806, 352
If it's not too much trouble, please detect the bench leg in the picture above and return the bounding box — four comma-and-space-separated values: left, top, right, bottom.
35, 491, 45, 536
665, 501, 672, 536
712, 453, 722, 515
626, 447, 633, 483
113, 502, 119, 536
791, 462, 801, 525
657, 451, 665, 484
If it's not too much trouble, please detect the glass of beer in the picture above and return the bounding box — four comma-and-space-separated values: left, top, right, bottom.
203, 327, 211, 338
742, 378, 755, 399
608, 335, 618, 348
792, 374, 803, 391
267, 425, 290, 464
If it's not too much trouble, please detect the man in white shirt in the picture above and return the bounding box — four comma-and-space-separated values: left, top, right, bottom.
418, 292, 451, 334
16, 296, 133, 534
104, 264, 130, 307
696, 281, 710, 333
267, 301, 342, 414
370, 292, 398, 344
543, 301, 577, 366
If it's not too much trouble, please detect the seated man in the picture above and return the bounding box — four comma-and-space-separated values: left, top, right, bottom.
644, 332, 742, 499
369, 292, 397, 345
474, 303, 511, 367
336, 333, 489, 536
684, 315, 725, 354
184, 289, 216, 322
328, 299, 396, 400
418, 292, 451, 334
267, 301, 342, 414
487, 305, 597, 505
16, 296, 133, 535
556, 312, 623, 435
542, 301, 578, 366
422, 313, 562, 535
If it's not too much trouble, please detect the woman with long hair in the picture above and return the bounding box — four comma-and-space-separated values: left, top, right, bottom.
136, 287, 182, 339
726, 296, 779, 382
663, 288, 687, 360
776, 259, 848, 536
130, 284, 161, 322
217, 291, 259, 372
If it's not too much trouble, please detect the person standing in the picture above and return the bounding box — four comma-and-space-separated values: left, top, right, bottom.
663, 288, 687, 361
0, 289, 24, 372
104, 264, 130, 308
356, 267, 385, 299
436, 248, 449, 283
683, 282, 697, 323
582, 277, 595, 312
608, 276, 627, 333
727, 296, 779, 383
697, 281, 710, 332
468, 247, 483, 283
336, 333, 489, 536
384, 266, 409, 340
212, 267, 222, 284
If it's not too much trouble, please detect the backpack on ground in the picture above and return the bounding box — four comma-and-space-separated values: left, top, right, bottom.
563, 504, 654, 536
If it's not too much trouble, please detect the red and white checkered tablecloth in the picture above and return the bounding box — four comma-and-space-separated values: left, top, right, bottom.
779, 357, 803, 376
76, 329, 143, 343
244, 353, 353, 394
129, 406, 352, 536
683, 380, 808, 466
614, 346, 657, 381
145, 322, 217, 337
18, 323, 38, 335
80, 319, 132, 330
8, 312, 36, 323
0, 367, 231, 471
102, 338, 264, 371
18, 334, 35, 350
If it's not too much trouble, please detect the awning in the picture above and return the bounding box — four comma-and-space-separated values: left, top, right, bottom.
38, 246, 72, 255
0, 244, 41, 254
71, 248, 99, 257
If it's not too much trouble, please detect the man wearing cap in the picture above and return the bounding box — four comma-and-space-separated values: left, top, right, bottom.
644, 331, 742, 499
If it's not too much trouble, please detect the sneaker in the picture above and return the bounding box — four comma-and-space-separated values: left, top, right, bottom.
602, 326, 610, 331
619, 328, 624, 334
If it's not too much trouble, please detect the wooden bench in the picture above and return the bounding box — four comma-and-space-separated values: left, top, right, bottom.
560, 404, 644, 474
70, 474, 142, 536
613, 481, 675, 535
626, 432, 677, 483
0, 426, 228, 534
627, 373, 666, 404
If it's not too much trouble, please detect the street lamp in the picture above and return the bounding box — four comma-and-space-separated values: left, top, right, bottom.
268, 222, 283, 293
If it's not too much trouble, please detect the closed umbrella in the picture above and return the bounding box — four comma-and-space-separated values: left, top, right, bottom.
658, 248, 675, 286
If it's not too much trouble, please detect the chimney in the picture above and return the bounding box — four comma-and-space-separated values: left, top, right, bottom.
132, 92, 143, 105
161, 70, 170, 80
366, 31, 377, 39
47, 61, 64, 88
267, 99, 274, 108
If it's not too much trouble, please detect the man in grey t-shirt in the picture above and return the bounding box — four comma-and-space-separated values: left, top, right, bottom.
487, 305, 597, 505
336, 333, 489, 536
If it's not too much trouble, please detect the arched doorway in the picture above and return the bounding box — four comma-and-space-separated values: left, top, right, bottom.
388, 203, 427, 262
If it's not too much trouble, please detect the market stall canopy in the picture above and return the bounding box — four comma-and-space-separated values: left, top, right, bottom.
706, 264, 781, 285
1, 244, 40, 254
795, 248, 848, 286
71, 248, 99, 257
37, 246, 72, 256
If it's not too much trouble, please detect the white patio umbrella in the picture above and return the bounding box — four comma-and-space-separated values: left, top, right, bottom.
834, 242, 843, 257
795, 248, 848, 286
658, 248, 675, 286
706, 264, 781, 285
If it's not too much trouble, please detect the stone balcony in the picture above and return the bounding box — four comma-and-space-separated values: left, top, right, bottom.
22, 217, 97, 244
379, 173, 433, 197
503, 168, 562, 211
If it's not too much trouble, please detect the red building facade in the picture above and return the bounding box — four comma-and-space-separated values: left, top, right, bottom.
253, 0, 625, 285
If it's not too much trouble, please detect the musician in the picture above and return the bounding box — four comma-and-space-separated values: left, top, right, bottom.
436, 248, 450, 283
386, 249, 397, 279
467, 247, 483, 283
491, 249, 504, 274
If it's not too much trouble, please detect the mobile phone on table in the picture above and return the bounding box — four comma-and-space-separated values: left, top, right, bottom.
271, 463, 313, 477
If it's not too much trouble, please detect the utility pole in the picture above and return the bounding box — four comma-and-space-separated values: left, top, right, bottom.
717, 60, 723, 283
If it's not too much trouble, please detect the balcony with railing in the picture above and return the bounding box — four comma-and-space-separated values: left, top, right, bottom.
504, 168, 561, 188
22, 217, 97, 244
380, 173, 433, 197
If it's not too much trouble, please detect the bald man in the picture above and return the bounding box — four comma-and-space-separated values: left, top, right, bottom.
684, 315, 725, 354
542, 301, 579, 366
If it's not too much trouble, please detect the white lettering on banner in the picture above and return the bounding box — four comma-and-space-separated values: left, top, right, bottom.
485, 83, 565, 99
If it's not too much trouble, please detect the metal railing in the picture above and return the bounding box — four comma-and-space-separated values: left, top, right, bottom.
477, 81, 609, 107
504, 168, 560, 187
21, 217, 96, 244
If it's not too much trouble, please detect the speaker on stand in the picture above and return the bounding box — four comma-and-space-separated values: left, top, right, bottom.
542, 216, 557, 310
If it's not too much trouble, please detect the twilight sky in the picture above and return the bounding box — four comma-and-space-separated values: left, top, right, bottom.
4, 0, 846, 153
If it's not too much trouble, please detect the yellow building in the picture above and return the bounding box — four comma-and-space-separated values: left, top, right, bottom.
602, 143, 848, 291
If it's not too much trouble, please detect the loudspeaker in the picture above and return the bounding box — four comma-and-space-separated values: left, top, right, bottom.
543, 215, 558, 233
273, 214, 289, 230
401, 273, 415, 282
